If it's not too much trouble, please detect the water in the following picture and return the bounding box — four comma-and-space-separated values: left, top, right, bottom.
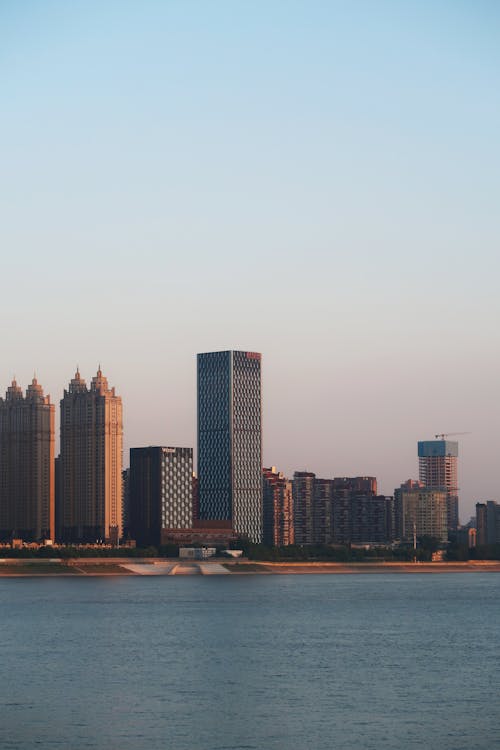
1, 573, 499, 750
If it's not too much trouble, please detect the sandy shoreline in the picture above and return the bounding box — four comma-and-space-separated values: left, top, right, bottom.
1, 559, 500, 576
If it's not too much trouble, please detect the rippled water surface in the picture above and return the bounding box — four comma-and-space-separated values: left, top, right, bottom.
1, 573, 499, 750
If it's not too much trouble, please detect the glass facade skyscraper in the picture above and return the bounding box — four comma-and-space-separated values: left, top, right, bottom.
198, 350, 263, 543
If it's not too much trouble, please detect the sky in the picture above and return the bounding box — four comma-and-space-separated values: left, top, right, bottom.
1, 0, 499, 520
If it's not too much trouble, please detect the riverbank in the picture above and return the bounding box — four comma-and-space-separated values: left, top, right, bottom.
236, 560, 500, 574
1, 558, 500, 576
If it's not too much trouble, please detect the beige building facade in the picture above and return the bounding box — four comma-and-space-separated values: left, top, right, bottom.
397, 486, 448, 544
0, 378, 55, 541
60, 368, 122, 543
418, 440, 459, 533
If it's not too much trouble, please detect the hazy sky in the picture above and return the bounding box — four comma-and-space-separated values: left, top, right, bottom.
1, 1, 499, 519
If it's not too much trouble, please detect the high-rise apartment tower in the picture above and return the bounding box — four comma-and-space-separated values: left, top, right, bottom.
418, 440, 459, 533
59, 368, 123, 543
0, 378, 55, 541
198, 350, 263, 543
263, 467, 294, 547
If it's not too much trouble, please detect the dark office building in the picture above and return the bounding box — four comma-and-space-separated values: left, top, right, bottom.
192, 473, 199, 524
292, 472, 316, 544
55, 455, 62, 542
198, 350, 263, 543
331, 477, 384, 545
122, 468, 130, 538
348, 494, 394, 545
312, 478, 334, 544
476, 501, 500, 546
130, 447, 193, 547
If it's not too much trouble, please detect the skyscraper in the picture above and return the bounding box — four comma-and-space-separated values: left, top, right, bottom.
198, 350, 263, 543
0, 378, 55, 541
59, 368, 123, 543
418, 440, 459, 533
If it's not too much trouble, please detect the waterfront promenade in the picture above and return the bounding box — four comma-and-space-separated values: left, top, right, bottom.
1, 558, 500, 576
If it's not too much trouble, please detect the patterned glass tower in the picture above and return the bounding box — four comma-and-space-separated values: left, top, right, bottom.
129, 446, 193, 547
198, 350, 263, 543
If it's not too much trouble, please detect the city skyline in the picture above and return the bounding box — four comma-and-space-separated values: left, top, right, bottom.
1, 5, 499, 750
0, 361, 486, 523
2, 2, 499, 520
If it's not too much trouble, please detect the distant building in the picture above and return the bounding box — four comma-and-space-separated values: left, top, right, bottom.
0, 378, 55, 542
292, 474, 392, 546
263, 467, 294, 546
292, 472, 315, 544
313, 478, 334, 545
331, 478, 393, 546
179, 547, 216, 559
456, 525, 476, 548
130, 446, 193, 547
159, 521, 237, 546
59, 368, 123, 543
418, 440, 459, 534
331, 477, 380, 545
395, 482, 448, 544
348, 494, 394, 545
335, 477, 378, 494
394, 479, 423, 539
122, 468, 130, 538
55, 454, 62, 541
476, 503, 487, 546
192, 473, 199, 524
475, 501, 500, 546
198, 350, 263, 543
468, 527, 477, 548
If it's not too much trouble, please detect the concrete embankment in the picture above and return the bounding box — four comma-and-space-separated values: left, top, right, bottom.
1, 558, 500, 576
0, 558, 232, 576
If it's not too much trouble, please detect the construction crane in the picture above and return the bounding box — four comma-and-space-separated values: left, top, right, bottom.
434, 432, 471, 440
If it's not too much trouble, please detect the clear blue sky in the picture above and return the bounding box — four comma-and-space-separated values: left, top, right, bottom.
1, 1, 499, 519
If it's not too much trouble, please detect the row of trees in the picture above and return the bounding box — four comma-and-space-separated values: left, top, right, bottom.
2, 539, 499, 561
239, 537, 442, 562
